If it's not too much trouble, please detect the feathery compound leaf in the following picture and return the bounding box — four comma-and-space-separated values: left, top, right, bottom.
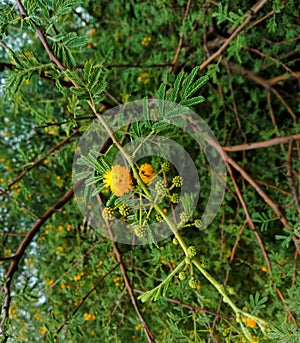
180, 96, 205, 107
184, 75, 209, 99
84, 60, 94, 81
55, 0, 83, 16
158, 82, 167, 101
89, 68, 103, 92
63, 69, 84, 86
168, 72, 185, 102
181, 66, 199, 98
158, 83, 167, 116
152, 119, 170, 131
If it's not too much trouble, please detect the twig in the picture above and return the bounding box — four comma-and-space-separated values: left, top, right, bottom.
276, 287, 299, 328
286, 141, 300, 216
226, 163, 272, 274
0, 186, 76, 335
107, 286, 127, 327
8, 128, 80, 189
226, 163, 299, 327
199, 0, 268, 71
169, 0, 192, 73
0, 189, 40, 219
223, 133, 300, 152
56, 263, 119, 335
271, 87, 297, 124
95, 193, 155, 342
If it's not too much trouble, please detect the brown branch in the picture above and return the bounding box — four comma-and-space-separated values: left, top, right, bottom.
0, 285, 10, 339
271, 87, 297, 124
286, 141, 300, 216
0, 232, 26, 237
253, 179, 291, 196
8, 128, 80, 189
226, 163, 272, 274
169, 0, 192, 73
199, 0, 268, 71
223, 151, 300, 253
267, 91, 281, 138
0, 185, 77, 335
226, 163, 300, 327
245, 1, 286, 32
223, 134, 300, 152
276, 287, 299, 328
94, 193, 155, 342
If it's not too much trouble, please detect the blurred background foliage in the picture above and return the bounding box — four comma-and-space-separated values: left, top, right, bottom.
0, 0, 299, 342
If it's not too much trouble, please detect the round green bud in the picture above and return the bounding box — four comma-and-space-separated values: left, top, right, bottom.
161, 161, 171, 172
188, 278, 197, 288
134, 226, 147, 238
172, 238, 179, 245
193, 219, 202, 228
155, 213, 164, 222
171, 193, 180, 203
119, 204, 131, 216
155, 180, 167, 195
178, 272, 186, 280
187, 246, 197, 258
102, 207, 115, 220
179, 211, 190, 223
172, 175, 183, 187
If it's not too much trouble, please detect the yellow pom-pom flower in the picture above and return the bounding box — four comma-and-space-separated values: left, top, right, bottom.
103, 165, 133, 197
139, 163, 156, 184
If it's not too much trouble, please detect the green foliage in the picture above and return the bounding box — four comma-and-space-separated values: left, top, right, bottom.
0, 0, 299, 342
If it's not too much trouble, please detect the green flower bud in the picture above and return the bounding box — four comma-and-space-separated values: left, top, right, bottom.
178, 272, 186, 280
188, 278, 197, 288
187, 246, 197, 258
134, 226, 147, 237
172, 175, 183, 187
102, 207, 115, 220
193, 219, 202, 228
171, 193, 180, 203
179, 211, 190, 223
155, 213, 164, 222
155, 180, 167, 195
172, 238, 179, 245
119, 204, 131, 216
161, 161, 171, 172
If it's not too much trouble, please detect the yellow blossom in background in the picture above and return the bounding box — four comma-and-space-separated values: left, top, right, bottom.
73, 272, 84, 281
135, 324, 142, 330
137, 72, 149, 85
41, 326, 47, 335
141, 37, 151, 46
138, 163, 156, 184
260, 265, 267, 272
45, 279, 54, 286
103, 165, 133, 196
89, 28, 96, 35
84, 313, 96, 321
